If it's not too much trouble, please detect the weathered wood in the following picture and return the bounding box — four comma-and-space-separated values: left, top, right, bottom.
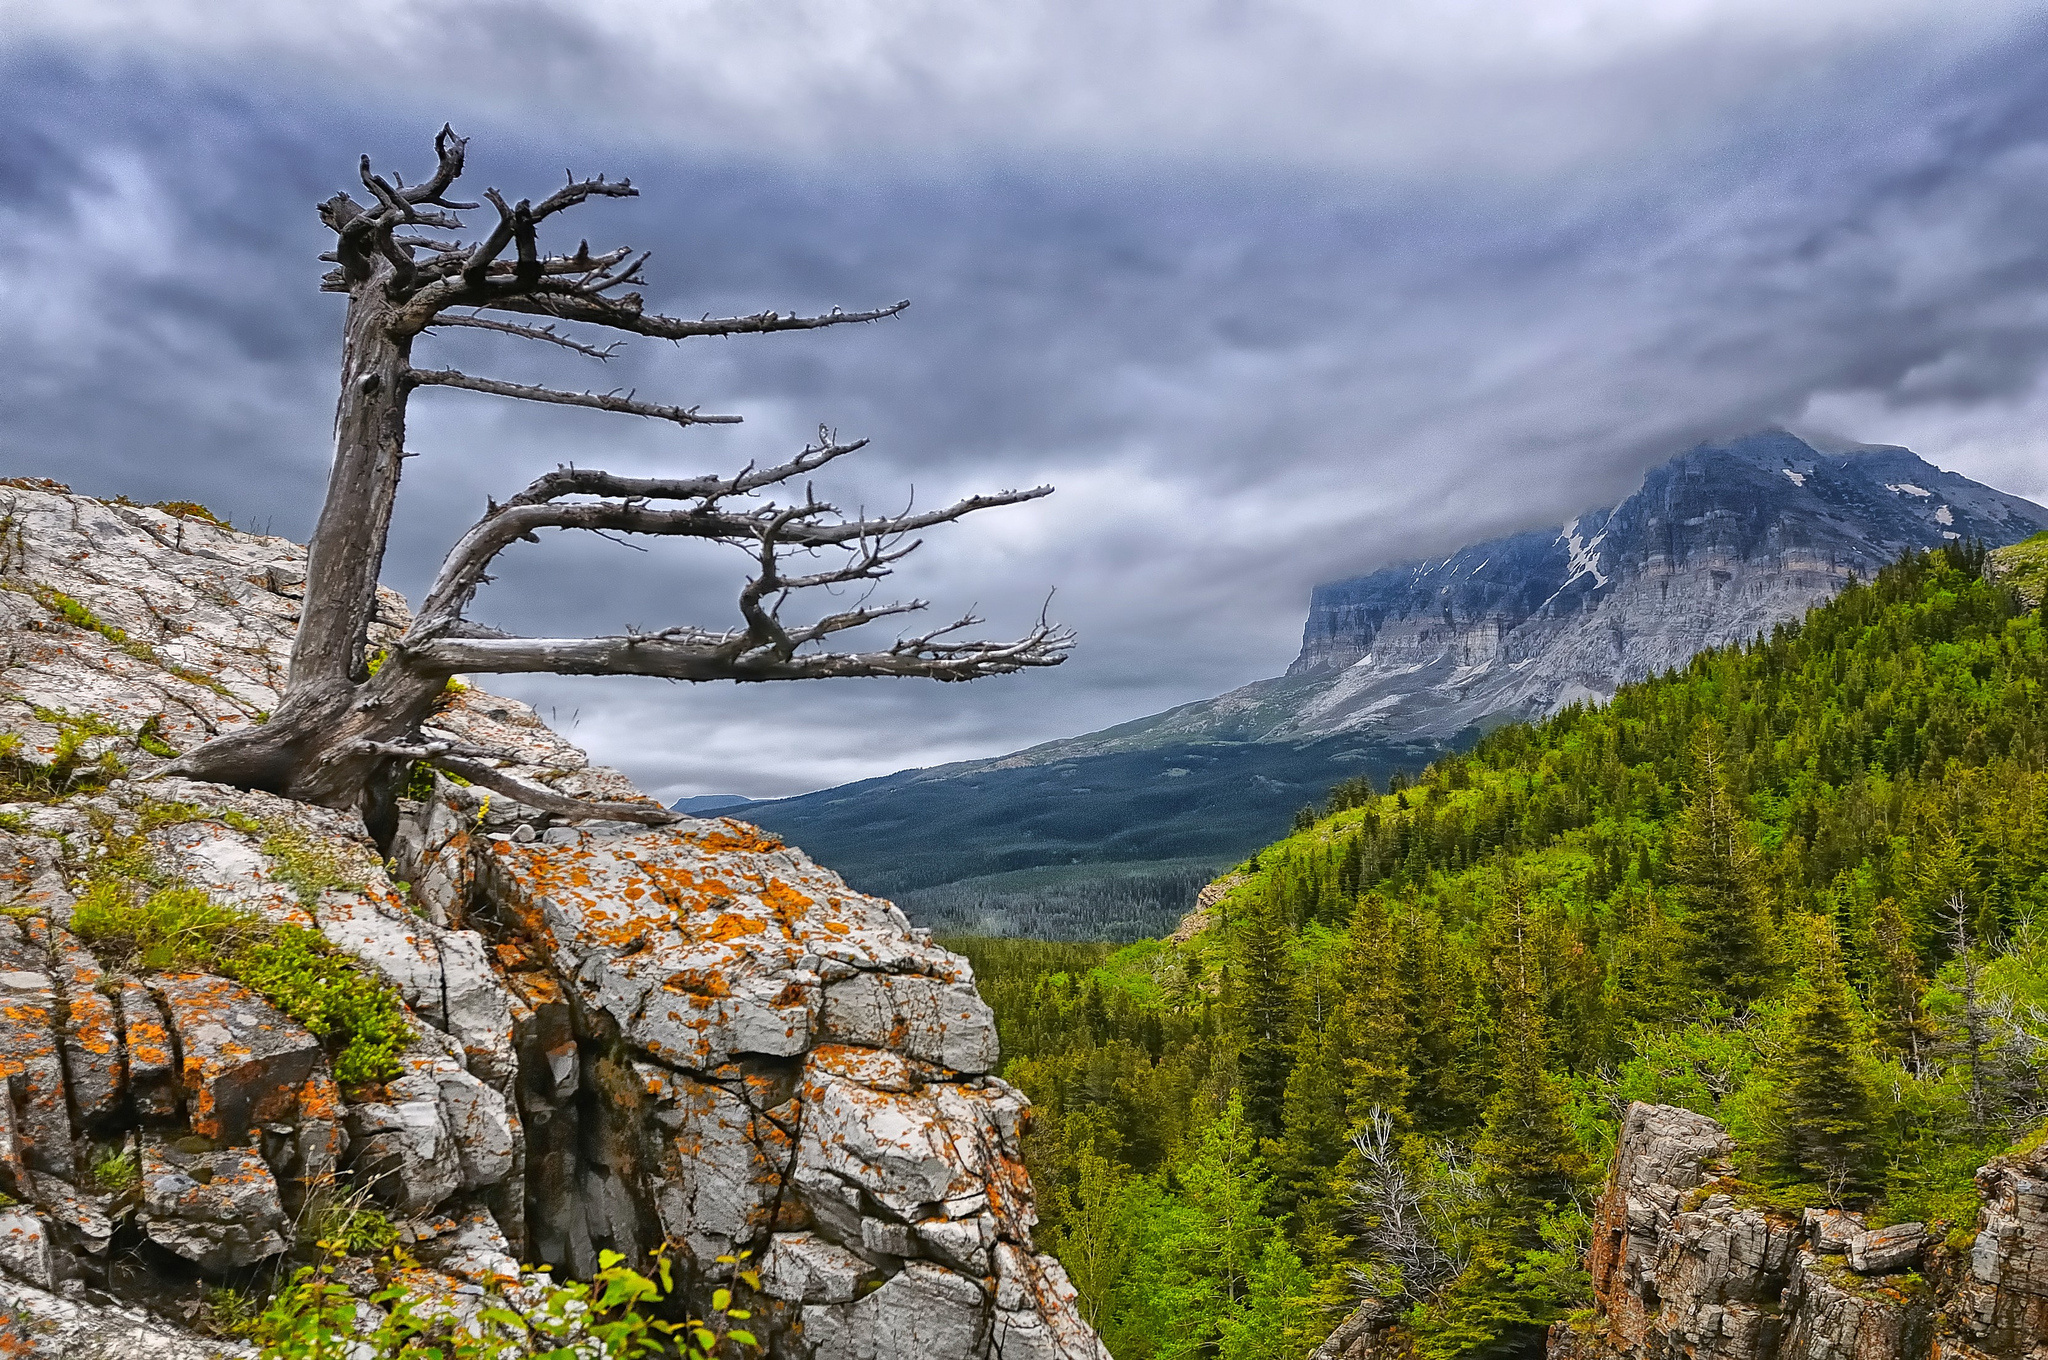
168, 129, 1070, 841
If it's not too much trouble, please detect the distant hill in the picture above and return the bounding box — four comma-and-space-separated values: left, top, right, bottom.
670, 794, 758, 813
744, 430, 2048, 935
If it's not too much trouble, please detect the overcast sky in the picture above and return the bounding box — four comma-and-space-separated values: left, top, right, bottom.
6, 1, 2048, 799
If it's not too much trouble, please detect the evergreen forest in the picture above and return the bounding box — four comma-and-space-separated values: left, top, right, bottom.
948, 540, 2048, 1360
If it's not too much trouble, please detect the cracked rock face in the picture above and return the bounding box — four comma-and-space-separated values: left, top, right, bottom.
1555, 1102, 1939, 1360
0, 483, 1106, 1357
1941, 1139, 2048, 1359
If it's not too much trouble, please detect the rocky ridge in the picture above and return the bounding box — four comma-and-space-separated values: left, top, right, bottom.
1314, 1101, 2046, 1360
0, 481, 1104, 1358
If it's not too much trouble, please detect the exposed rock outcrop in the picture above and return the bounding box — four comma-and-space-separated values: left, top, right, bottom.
0, 481, 1106, 1356
1548, 1102, 2048, 1360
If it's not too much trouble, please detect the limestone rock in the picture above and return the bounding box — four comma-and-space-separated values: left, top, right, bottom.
139, 1142, 288, 1272
479, 822, 998, 1074
1779, 1253, 1932, 1359
121, 979, 179, 1120
0, 1272, 248, 1358
759, 1231, 870, 1304
1804, 1207, 1865, 1255
0, 963, 74, 1179
1940, 1139, 2048, 1358
25, 1172, 113, 1258
49, 929, 124, 1125
638, 1064, 788, 1265
348, 1024, 515, 1213
0, 483, 1107, 1359
155, 973, 322, 1144
801, 1259, 989, 1360
411, 1205, 520, 1286
0, 1209, 60, 1290
1848, 1223, 1927, 1276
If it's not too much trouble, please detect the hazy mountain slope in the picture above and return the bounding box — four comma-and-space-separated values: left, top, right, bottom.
744, 431, 2048, 925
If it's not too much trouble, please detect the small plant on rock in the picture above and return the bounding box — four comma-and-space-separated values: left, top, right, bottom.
71, 881, 409, 1082
89, 1144, 140, 1195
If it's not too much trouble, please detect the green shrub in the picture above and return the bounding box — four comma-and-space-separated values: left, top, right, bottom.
89, 1145, 139, 1195
304, 1196, 400, 1256
71, 882, 407, 1083
254, 1248, 762, 1360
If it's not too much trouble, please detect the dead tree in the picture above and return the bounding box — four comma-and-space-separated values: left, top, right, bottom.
168, 128, 1069, 836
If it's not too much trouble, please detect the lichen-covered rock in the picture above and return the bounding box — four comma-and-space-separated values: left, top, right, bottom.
155, 973, 323, 1144
138, 1142, 288, 1272
480, 823, 998, 1074
760, 1231, 871, 1304
1557, 1103, 1957, 1360
1939, 1139, 2048, 1359
1848, 1223, 1928, 1276
0, 484, 1107, 1359
0, 1273, 244, 1358
348, 1024, 516, 1213
1779, 1253, 1932, 1359
0, 1210, 60, 1291
0, 963, 75, 1179
801, 1259, 990, 1359
121, 978, 179, 1120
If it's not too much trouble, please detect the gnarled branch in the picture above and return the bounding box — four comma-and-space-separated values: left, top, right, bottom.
425, 315, 623, 359
405, 615, 1072, 683
405, 367, 741, 426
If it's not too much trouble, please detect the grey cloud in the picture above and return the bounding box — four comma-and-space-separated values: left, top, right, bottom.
6, 14, 2048, 801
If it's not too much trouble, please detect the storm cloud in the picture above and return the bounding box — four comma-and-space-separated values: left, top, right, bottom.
4, 1, 2048, 798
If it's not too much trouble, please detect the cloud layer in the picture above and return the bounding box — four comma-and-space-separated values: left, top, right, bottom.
5, 3, 2048, 797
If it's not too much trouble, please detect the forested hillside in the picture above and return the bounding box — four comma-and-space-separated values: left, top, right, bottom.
951, 539, 2048, 1360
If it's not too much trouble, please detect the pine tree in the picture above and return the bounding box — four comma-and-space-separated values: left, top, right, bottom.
1235, 898, 1296, 1140
1176, 1097, 1273, 1310
1671, 728, 1776, 1006
1339, 892, 1413, 1126
1267, 966, 1349, 1219
1763, 919, 1879, 1198
1866, 895, 1935, 1066
1474, 892, 1590, 1228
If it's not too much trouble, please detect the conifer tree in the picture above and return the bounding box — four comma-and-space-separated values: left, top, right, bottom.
1268, 966, 1350, 1218
1671, 728, 1776, 1006
1473, 896, 1591, 1226
1339, 892, 1414, 1126
1763, 919, 1879, 1199
1177, 1097, 1274, 1312
1867, 895, 1935, 1067
1235, 898, 1296, 1140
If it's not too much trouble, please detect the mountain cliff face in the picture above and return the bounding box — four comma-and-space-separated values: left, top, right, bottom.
1276, 429, 2048, 741
0, 482, 1103, 1358
745, 432, 2048, 924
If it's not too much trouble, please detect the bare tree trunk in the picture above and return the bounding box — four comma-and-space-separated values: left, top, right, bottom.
166, 129, 1070, 840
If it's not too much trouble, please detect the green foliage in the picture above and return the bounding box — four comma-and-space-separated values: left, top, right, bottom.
970, 547, 2048, 1358
89, 1145, 139, 1194
252, 1248, 760, 1360
259, 824, 363, 911
1759, 920, 1881, 1199
0, 705, 127, 799
305, 1195, 400, 1256
71, 880, 408, 1083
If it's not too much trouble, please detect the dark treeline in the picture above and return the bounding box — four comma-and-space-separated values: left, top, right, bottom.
957, 543, 2048, 1360
907, 865, 1215, 941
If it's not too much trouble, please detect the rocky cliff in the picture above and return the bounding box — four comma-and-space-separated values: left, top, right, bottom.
1314, 1102, 2046, 1360
0, 480, 1105, 1358
1277, 429, 2048, 740
1550, 1102, 2045, 1360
